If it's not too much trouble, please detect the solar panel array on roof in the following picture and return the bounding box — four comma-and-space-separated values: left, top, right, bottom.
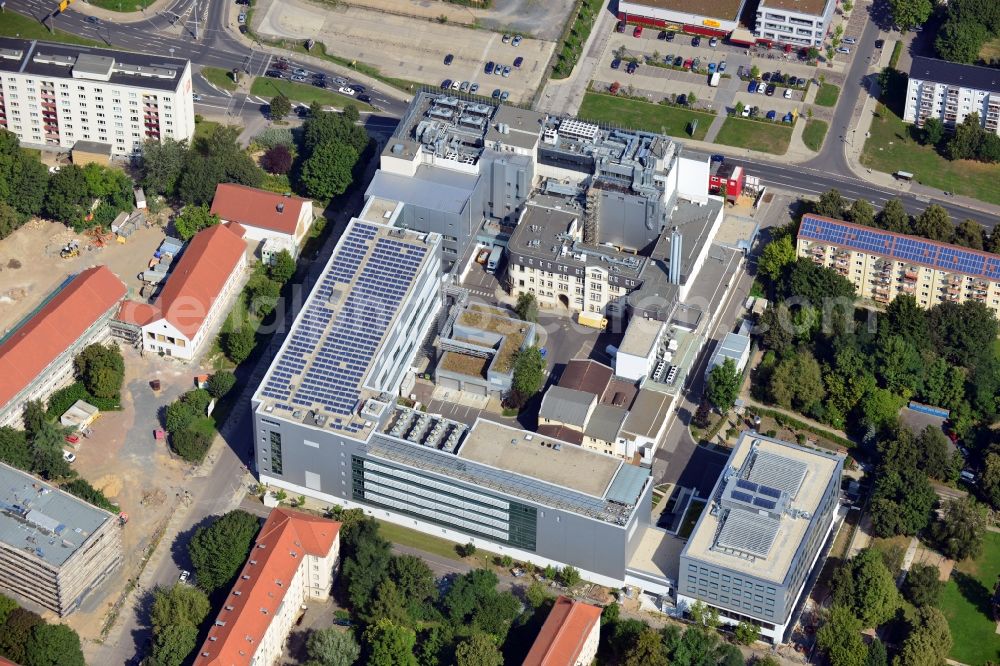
747, 451, 808, 499
799, 215, 1000, 280
260, 222, 428, 425
715, 509, 780, 559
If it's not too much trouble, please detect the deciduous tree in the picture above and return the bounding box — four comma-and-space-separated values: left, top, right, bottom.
707, 358, 741, 411
914, 204, 954, 242
846, 198, 875, 227
0, 608, 43, 664
814, 188, 847, 218
224, 324, 256, 364
23, 623, 86, 666
769, 350, 826, 413
896, 606, 952, 666
817, 606, 867, 666
173, 204, 219, 241
931, 496, 987, 560
207, 370, 237, 399
889, 0, 932, 30
922, 117, 944, 146
734, 620, 760, 645
454, 632, 503, 666
269, 95, 291, 120
514, 292, 538, 322
831, 549, 899, 627
623, 629, 668, 666
363, 618, 418, 666
953, 219, 985, 249
188, 510, 261, 593
757, 234, 797, 285
300, 141, 358, 201
141, 138, 189, 197
306, 627, 361, 666
904, 563, 943, 607
262, 143, 293, 174
269, 249, 296, 283
876, 199, 911, 233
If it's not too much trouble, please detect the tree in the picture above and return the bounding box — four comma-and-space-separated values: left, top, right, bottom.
269, 95, 292, 120
43, 165, 90, 225
21, 401, 47, 440
769, 350, 826, 413
74, 343, 125, 399
875, 335, 923, 395
0, 608, 43, 664
936, 18, 990, 64
718, 643, 746, 666
877, 198, 911, 233
953, 219, 986, 250
0, 202, 23, 242
150, 583, 211, 633
865, 638, 888, 666
623, 628, 668, 666
817, 606, 868, 666
306, 627, 361, 666
896, 606, 952, 666
780, 258, 857, 303
832, 549, 900, 627
454, 633, 503, 666
931, 496, 987, 560
207, 370, 237, 399
177, 153, 224, 206
559, 565, 581, 588
860, 387, 905, 434
188, 509, 260, 593
688, 600, 721, 629
0, 594, 17, 627
173, 204, 219, 241
707, 358, 741, 411
928, 300, 998, 369
303, 109, 369, 155
28, 421, 72, 480
269, 249, 296, 283
904, 563, 943, 606
23, 623, 85, 666
922, 117, 944, 146
883, 295, 928, 347
913, 205, 954, 242
981, 452, 1000, 509
170, 428, 211, 463
846, 198, 875, 227
164, 400, 195, 433
343, 535, 392, 614
734, 620, 760, 645
526, 581, 549, 609
261, 144, 293, 174
363, 618, 418, 666
915, 426, 953, 480
509, 347, 545, 407
300, 141, 358, 201
141, 138, 189, 197
734, 101, 745, 116
815, 188, 847, 218
388, 554, 436, 617
224, 324, 256, 364
757, 235, 797, 285
514, 292, 538, 322
947, 112, 986, 161
148, 623, 199, 666
889, 0, 932, 30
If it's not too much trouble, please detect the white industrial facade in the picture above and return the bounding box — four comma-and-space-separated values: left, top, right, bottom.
0, 38, 194, 156
905, 56, 1000, 135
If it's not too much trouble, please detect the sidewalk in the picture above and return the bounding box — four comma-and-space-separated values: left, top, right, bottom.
538, 5, 618, 115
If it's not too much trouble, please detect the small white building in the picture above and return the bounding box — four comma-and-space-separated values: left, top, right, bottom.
118, 223, 247, 360
210, 183, 314, 254
706, 322, 753, 380
754, 0, 836, 48
261, 236, 297, 266
194, 508, 341, 666
615, 317, 666, 381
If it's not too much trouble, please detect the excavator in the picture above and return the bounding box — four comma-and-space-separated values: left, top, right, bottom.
60, 240, 80, 259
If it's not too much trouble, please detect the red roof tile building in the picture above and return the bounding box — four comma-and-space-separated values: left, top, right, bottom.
194, 508, 341, 666
0, 266, 127, 428
523, 596, 602, 666
210, 184, 314, 254
118, 223, 247, 360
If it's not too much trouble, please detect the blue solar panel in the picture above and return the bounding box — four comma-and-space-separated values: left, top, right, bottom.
759, 485, 782, 499
735, 479, 759, 493
753, 497, 777, 510
801, 215, 1000, 281
731, 490, 754, 504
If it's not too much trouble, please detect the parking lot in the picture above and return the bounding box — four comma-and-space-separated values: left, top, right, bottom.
255, 0, 554, 105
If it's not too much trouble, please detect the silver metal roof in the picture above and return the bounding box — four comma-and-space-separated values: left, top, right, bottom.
606, 463, 649, 507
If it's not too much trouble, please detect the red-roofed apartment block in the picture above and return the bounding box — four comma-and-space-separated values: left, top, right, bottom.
210, 184, 314, 261
0, 266, 127, 428
194, 508, 341, 666
117, 223, 247, 360
523, 596, 602, 666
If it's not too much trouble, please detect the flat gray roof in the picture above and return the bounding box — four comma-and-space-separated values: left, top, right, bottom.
485, 105, 544, 150
619, 317, 663, 358
365, 167, 475, 216
459, 419, 622, 498
0, 463, 113, 568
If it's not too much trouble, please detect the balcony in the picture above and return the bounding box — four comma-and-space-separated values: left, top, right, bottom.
900, 282, 916, 294
902, 269, 918, 282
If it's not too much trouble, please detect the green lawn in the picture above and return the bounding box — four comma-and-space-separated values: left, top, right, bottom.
678, 500, 706, 539
200, 66, 238, 92
578, 92, 713, 140
939, 531, 1000, 665
193, 118, 222, 141
0, 11, 103, 46
802, 119, 829, 152
249, 78, 375, 112
861, 103, 1000, 205
814, 83, 840, 107
85, 0, 155, 9
979, 36, 1000, 63
375, 519, 499, 571
715, 117, 793, 154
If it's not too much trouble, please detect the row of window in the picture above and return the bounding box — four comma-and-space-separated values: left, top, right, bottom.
685, 587, 775, 618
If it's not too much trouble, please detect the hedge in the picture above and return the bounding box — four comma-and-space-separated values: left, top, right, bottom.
61, 478, 118, 513
46, 381, 120, 418
749, 406, 855, 450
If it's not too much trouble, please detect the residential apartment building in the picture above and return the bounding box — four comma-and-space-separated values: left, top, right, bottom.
754, 0, 835, 47
679, 433, 843, 642
904, 56, 1000, 134
0, 38, 194, 156
194, 508, 341, 666
118, 222, 248, 359
210, 184, 314, 253
523, 596, 603, 666
0, 266, 126, 429
0, 462, 123, 615
797, 214, 1000, 316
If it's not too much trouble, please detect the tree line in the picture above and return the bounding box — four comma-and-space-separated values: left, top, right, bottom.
162, 371, 237, 463
919, 113, 1000, 165
0, 593, 86, 666
935, 0, 1000, 64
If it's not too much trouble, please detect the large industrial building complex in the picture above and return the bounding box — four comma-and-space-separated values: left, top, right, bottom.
797, 214, 1000, 315
251, 92, 763, 592
0, 38, 195, 157
0, 462, 123, 616
0, 266, 127, 429
904, 56, 1000, 136
679, 433, 843, 642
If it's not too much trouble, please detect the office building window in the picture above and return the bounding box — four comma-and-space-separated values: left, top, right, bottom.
269, 431, 283, 474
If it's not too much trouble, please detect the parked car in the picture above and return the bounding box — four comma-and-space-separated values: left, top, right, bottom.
708, 62, 717, 74
737, 64, 745, 78
459, 81, 470, 92
238, 12, 246, 23
766, 110, 777, 120
783, 88, 792, 99
782, 112, 793, 123
874, 39, 885, 49
502, 65, 511, 77
658, 30, 668, 40
719, 60, 727, 72
795, 77, 806, 86
677, 94, 688, 106
709, 37, 718, 47
444, 54, 454, 65
441, 79, 453, 89
633, 25, 643, 37
836, 46, 851, 54
765, 84, 776, 96
469, 83, 479, 94
616, 20, 626, 33
451, 80, 461, 90
692, 36, 701, 47
611, 59, 621, 70
682, 59, 693, 70
502, 33, 512, 43
512, 34, 522, 46
711, 154, 725, 163
513, 56, 523, 68
338, 86, 356, 95
843, 37, 857, 44
626, 61, 639, 74
62, 450, 76, 463
762, 72, 771, 82
674, 56, 684, 67
179, 570, 190, 584
692, 57, 701, 69
500, 91, 510, 101
740, 105, 751, 117
748, 81, 758, 93
665, 31, 675, 41
485, 61, 495, 74
609, 81, 621, 94
492, 88, 501, 98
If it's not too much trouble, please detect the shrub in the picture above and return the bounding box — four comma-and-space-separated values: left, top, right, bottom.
171, 428, 212, 463
61, 478, 117, 513
207, 371, 237, 399
253, 127, 294, 149
261, 145, 293, 175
